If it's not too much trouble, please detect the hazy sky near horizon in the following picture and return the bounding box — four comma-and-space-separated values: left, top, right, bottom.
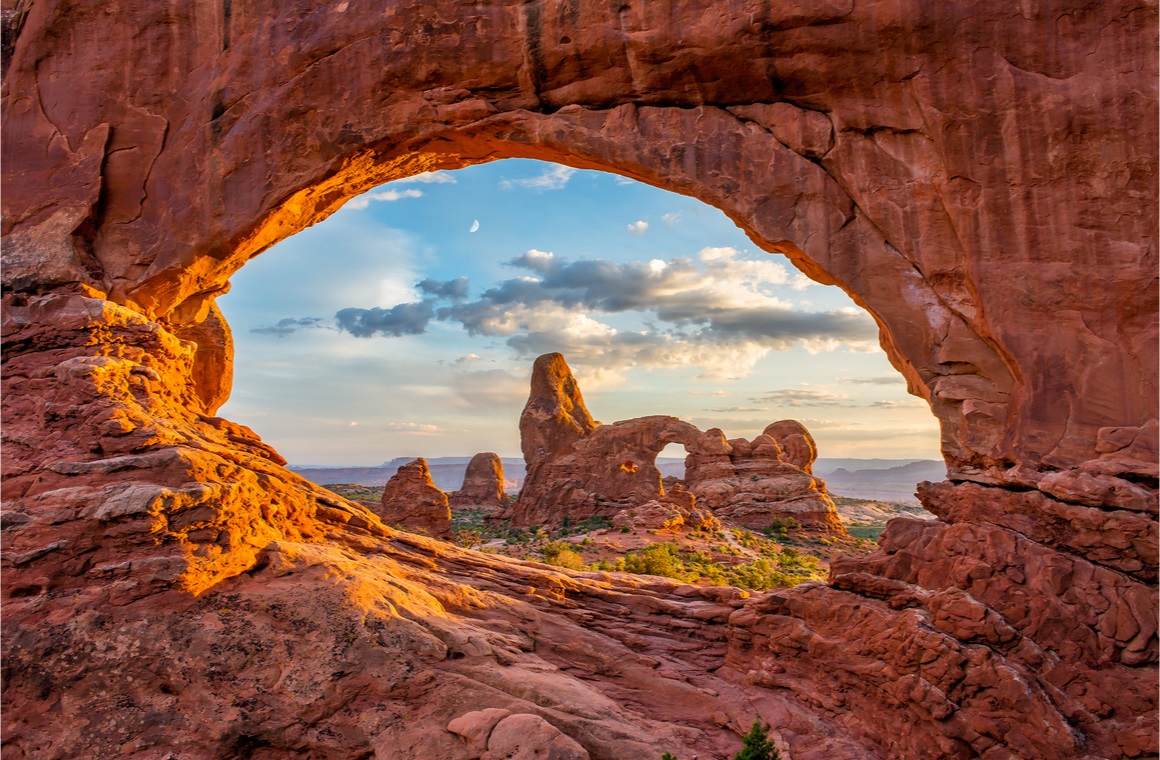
217, 159, 941, 466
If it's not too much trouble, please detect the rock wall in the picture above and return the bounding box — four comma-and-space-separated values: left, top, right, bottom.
2, 1, 1156, 758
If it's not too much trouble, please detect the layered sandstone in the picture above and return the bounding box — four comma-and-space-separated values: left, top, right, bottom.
512, 354, 844, 532
378, 458, 452, 538
448, 452, 508, 510
2, 2, 1156, 759
684, 422, 844, 532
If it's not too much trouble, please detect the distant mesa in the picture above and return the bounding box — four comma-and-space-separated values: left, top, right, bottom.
376, 457, 452, 537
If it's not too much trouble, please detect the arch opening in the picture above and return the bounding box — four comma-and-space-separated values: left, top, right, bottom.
214, 158, 942, 495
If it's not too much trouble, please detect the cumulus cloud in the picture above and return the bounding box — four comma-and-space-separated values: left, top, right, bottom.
335, 300, 436, 337
752, 389, 853, 407
333, 249, 877, 378
627, 220, 649, 236
417, 276, 470, 300
499, 165, 577, 191
438, 250, 873, 347
251, 317, 327, 337
346, 188, 423, 210
453, 353, 483, 367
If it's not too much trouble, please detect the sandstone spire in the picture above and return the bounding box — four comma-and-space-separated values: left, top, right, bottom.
449, 452, 508, 508
519, 353, 598, 470
377, 458, 451, 537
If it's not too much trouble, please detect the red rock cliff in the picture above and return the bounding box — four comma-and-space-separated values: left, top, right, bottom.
1, 1, 1156, 758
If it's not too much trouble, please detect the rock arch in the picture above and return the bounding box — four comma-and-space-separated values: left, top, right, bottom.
2, 1, 1156, 758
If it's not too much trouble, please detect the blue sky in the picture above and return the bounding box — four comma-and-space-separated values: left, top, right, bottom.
217, 159, 941, 466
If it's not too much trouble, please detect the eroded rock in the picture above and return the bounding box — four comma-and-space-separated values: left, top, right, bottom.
377, 458, 452, 538
449, 452, 509, 510
512, 354, 845, 532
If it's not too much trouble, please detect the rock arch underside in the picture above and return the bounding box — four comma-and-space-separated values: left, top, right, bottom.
1, 0, 1157, 758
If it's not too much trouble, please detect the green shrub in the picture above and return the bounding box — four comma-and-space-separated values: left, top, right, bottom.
622, 542, 689, 580
541, 541, 585, 570
734, 721, 780, 760
585, 515, 612, 531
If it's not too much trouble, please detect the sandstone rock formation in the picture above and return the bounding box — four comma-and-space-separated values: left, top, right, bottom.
377, 458, 452, 538
684, 423, 844, 532
449, 452, 508, 510
512, 354, 844, 532
449, 709, 590, 759
2, 2, 1156, 759
611, 499, 722, 533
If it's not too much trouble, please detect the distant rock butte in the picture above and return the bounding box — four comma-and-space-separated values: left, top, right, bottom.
511, 354, 845, 533
448, 452, 508, 509
377, 458, 452, 538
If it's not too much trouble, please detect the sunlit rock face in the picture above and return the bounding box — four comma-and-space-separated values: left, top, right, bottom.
1, 1, 1156, 758
511, 353, 846, 532
377, 458, 453, 538
449, 452, 509, 509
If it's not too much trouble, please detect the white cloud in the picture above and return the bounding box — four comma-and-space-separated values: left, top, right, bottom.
454, 353, 483, 367
662, 212, 681, 227
499, 165, 577, 191
394, 171, 457, 184
346, 188, 424, 210
451, 368, 528, 408
751, 389, 853, 407
384, 422, 445, 433
627, 220, 649, 236
699, 246, 738, 262
867, 399, 927, 409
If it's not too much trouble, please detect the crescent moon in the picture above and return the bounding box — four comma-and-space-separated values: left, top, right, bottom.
469, 219, 480, 233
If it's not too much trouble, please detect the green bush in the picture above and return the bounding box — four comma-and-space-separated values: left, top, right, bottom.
734, 721, 780, 760
622, 542, 689, 580
541, 541, 586, 570
585, 515, 612, 531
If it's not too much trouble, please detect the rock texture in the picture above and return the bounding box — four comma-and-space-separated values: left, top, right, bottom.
449, 452, 509, 510
512, 354, 844, 532
684, 423, 844, 533
2, 2, 1157, 759
378, 458, 452, 538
